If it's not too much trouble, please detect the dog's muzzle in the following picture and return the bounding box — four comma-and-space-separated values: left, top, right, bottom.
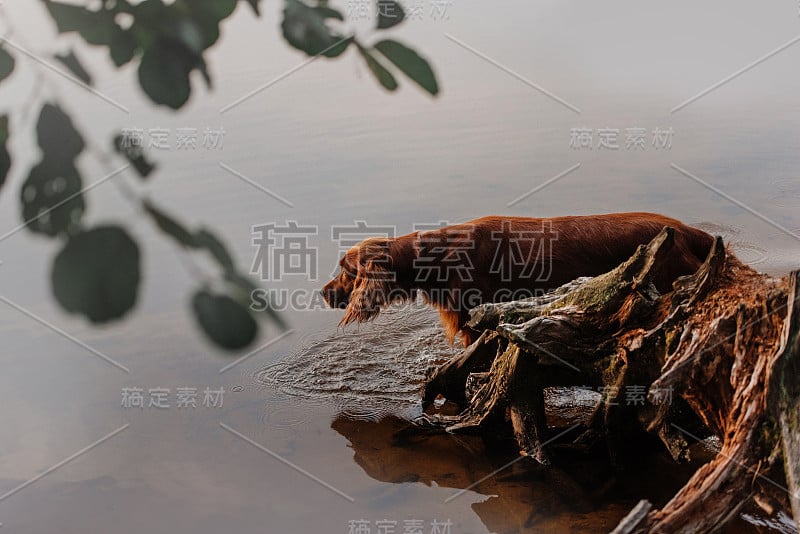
321, 284, 349, 309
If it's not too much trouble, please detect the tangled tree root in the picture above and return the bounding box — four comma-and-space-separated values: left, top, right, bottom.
420, 227, 800, 533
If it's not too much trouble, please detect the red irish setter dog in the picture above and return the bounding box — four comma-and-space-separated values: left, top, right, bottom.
322, 212, 714, 346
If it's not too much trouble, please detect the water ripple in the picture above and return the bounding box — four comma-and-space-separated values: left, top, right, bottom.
254, 303, 458, 415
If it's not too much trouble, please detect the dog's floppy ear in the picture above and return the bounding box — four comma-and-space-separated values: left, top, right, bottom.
339, 256, 394, 325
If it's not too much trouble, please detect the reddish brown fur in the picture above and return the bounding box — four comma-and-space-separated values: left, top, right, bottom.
322, 212, 715, 347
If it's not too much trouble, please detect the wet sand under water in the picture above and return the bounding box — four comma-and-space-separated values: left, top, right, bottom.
257, 304, 790, 533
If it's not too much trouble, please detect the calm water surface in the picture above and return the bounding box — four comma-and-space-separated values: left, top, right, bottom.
1, 1, 799, 532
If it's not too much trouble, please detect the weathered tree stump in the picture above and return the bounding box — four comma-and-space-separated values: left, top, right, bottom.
420, 227, 800, 533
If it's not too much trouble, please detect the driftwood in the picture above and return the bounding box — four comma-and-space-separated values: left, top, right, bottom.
420, 227, 800, 533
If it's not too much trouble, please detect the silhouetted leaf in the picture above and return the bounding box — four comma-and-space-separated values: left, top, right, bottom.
164, 0, 236, 52
142, 200, 197, 248
0, 46, 15, 83
36, 104, 85, 164
138, 40, 192, 109
143, 200, 237, 272
129, 0, 168, 24
245, 0, 262, 16
175, 18, 206, 54
376, 0, 405, 29
192, 290, 258, 350
315, 6, 344, 21
358, 45, 398, 91
128, 0, 178, 41
196, 57, 213, 89
374, 39, 438, 95
195, 228, 234, 272
226, 270, 288, 330
0, 115, 9, 191
52, 226, 141, 323
43, 1, 116, 46
188, 0, 238, 21
110, 28, 137, 67
20, 159, 84, 237
323, 36, 353, 58
282, 0, 350, 57
54, 50, 93, 85
113, 134, 155, 178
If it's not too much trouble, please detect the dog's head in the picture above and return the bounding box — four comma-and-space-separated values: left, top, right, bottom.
322, 237, 413, 326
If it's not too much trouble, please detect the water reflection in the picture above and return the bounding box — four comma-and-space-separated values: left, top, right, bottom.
332, 413, 757, 533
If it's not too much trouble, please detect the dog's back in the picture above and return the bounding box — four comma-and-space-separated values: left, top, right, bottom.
415, 212, 714, 344
419, 212, 713, 292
